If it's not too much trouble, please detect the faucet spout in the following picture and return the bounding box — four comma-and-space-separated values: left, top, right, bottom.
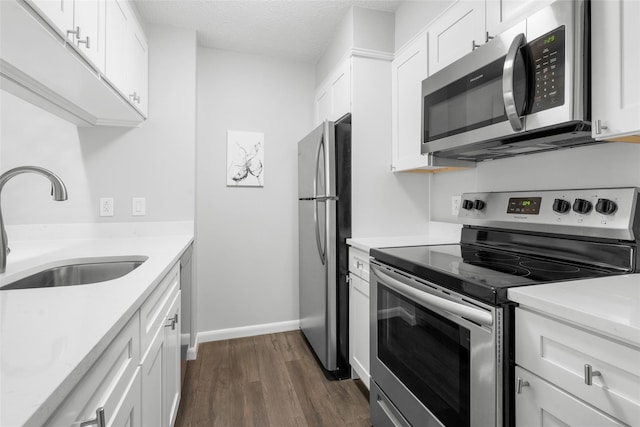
0, 166, 68, 274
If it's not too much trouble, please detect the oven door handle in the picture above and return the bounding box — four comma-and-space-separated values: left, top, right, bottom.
375, 269, 494, 327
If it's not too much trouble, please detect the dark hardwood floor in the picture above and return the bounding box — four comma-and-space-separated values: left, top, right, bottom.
175, 330, 371, 427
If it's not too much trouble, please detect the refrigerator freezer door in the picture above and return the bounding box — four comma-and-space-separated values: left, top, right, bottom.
298, 123, 325, 199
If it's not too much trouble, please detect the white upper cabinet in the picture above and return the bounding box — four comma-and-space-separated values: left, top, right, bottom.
485, 0, 554, 40
429, 0, 553, 76
28, 0, 106, 76
1, 0, 147, 126
105, 0, 148, 116
591, 0, 640, 142
315, 59, 351, 125
428, 1, 484, 75
391, 32, 429, 171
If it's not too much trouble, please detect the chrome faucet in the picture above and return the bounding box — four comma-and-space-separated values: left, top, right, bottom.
0, 166, 68, 273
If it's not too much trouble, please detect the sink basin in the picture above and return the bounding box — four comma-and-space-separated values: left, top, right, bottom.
0, 256, 148, 290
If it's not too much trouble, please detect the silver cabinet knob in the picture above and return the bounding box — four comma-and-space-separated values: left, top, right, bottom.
584, 364, 601, 385
485, 31, 494, 43
516, 377, 530, 394
472, 40, 481, 51
594, 119, 609, 134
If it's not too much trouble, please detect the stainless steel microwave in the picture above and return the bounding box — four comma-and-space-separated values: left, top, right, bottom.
421, 0, 595, 162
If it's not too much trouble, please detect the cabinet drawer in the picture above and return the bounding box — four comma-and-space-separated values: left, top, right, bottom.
349, 247, 370, 280
515, 366, 626, 426
516, 308, 640, 425
140, 262, 180, 357
45, 312, 140, 427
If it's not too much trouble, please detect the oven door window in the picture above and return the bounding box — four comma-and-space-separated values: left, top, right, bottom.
378, 285, 471, 427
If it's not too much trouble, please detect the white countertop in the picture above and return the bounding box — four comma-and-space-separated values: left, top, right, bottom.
0, 223, 193, 427
347, 221, 462, 253
509, 274, 640, 347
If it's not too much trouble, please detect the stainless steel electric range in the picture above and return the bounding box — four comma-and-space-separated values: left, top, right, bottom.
369, 188, 640, 427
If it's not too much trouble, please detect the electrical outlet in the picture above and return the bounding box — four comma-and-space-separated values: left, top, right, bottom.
451, 195, 461, 216
100, 197, 114, 217
132, 197, 146, 216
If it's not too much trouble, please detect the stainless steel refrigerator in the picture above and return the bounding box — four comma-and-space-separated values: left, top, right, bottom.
298, 114, 351, 378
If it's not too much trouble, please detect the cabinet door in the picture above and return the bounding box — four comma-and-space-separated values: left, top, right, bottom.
391, 32, 428, 171
315, 88, 330, 125
104, 0, 129, 92
27, 0, 74, 39
109, 368, 143, 427
129, 18, 149, 116
73, 0, 106, 71
428, 1, 484, 75
591, 0, 640, 141
515, 367, 626, 426
164, 291, 182, 427
485, 0, 553, 39
142, 326, 165, 427
349, 273, 370, 389
330, 59, 351, 121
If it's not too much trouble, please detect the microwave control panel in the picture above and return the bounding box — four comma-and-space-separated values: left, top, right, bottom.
529, 26, 565, 113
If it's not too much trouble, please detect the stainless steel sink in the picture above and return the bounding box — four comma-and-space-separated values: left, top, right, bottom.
0, 257, 148, 290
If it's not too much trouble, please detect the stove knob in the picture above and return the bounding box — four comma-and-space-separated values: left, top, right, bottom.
473, 199, 485, 210
552, 198, 571, 214
572, 198, 593, 214
462, 199, 474, 210
595, 198, 617, 215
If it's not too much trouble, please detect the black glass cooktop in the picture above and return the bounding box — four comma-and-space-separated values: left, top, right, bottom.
370, 244, 623, 305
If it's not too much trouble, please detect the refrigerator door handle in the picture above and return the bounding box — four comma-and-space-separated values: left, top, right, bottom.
313, 198, 326, 265
313, 133, 326, 265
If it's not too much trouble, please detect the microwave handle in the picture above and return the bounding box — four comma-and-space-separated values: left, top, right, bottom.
503, 33, 526, 132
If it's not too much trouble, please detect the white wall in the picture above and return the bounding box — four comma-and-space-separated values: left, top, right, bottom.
0, 25, 197, 225
195, 48, 315, 337
430, 142, 640, 222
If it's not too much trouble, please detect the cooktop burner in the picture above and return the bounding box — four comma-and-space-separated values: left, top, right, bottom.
371, 244, 622, 305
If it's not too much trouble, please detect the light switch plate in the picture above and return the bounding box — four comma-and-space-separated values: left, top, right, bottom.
100, 198, 114, 217
132, 197, 146, 216
451, 195, 461, 216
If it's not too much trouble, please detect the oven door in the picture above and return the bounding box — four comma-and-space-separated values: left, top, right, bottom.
370, 262, 502, 427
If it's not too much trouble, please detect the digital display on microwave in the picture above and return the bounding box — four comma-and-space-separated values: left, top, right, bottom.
507, 197, 542, 215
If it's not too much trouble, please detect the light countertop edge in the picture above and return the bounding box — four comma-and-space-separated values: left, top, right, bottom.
508, 274, 640, 348
347, 222, 462, 253
0, 233, 194, 427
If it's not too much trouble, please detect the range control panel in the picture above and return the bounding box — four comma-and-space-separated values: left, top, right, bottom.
458, 188, 639, 241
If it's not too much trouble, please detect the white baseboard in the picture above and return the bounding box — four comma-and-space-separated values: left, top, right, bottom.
196, 319, 300, 344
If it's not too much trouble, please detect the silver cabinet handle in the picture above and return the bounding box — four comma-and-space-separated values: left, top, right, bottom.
78, 407, 105, 427
67, 26, 80, 39
472, 40, 481, 51
516, 377, 530, 394
503, 33, 527, 132
356, 261, 363, 269
485, 31, 494, 43
78, 36, 90, 49
164, 314, 178, 330
129, 92, 141, 104
584, 364, 601, 385
594, 119, 608, 135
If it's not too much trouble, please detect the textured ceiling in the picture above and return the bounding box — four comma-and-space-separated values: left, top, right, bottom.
133, 0, 402, 63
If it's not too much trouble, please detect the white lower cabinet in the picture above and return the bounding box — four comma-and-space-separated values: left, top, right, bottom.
45, 261, 182, 427
515, 307, 640, 426
44, 313, 142, 427
348, 247, 370, 389
515, 366, 626, 426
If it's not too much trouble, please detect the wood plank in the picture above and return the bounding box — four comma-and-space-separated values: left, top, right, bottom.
174, 330, 371, 427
